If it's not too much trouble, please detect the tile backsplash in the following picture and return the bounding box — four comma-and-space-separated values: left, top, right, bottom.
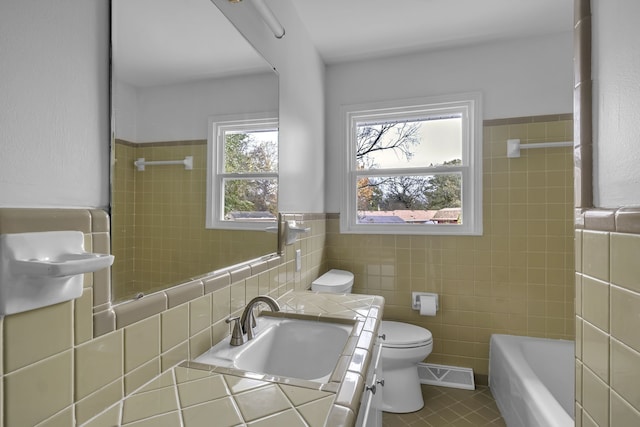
0, 208, 325, 426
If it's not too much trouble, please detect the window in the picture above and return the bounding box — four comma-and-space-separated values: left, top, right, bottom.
206, 114, 278, 230
341, 93, 482, 235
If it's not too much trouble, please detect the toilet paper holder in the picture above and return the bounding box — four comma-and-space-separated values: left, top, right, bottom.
411, 292, 439, 311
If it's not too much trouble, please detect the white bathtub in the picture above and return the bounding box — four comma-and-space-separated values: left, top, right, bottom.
489, 334, 574, 427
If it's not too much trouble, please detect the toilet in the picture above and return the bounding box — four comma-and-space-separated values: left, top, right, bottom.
377, 320, 432, 413
311, 269, 433, 413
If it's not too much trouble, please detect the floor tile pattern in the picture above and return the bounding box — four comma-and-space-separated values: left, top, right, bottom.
382, 385, 506, 427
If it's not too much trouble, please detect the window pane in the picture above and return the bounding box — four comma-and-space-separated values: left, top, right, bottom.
356, 117, 461, 169
356, 173, 462, 225
224, 130, 278, 173
223, 178, 278, 221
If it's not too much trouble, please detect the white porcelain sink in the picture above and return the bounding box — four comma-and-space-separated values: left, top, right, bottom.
194, 316, 353, 382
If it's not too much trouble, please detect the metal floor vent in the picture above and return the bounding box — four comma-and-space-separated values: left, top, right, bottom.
418, 363, 475, 390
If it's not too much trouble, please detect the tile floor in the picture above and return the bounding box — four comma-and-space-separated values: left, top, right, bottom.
382, 384, 506, 427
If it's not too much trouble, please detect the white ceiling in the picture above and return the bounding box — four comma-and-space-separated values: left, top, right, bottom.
292, 0, 574, 64
113, 0, 574, 87
112, 0, 272, 87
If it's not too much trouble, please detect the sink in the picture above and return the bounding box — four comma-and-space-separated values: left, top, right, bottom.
194, 316, 354, 382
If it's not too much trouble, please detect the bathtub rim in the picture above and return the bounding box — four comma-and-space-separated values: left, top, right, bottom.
489, 333, 575, 427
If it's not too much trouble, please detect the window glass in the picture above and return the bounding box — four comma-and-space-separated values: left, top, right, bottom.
357, 117, 462, 169
341, 93, 482, 235
206, 115, 278, 230
356, 172, 462, 224
223, 178, 277, 221
223, 129, 278, 173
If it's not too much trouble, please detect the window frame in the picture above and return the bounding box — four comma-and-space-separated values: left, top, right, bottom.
340, 93, 482, 235
206, 112, 279, 231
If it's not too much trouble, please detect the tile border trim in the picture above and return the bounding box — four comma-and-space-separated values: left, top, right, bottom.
483, 113, 573, 126
576, 207, 640, 234
115, 138, 206, 147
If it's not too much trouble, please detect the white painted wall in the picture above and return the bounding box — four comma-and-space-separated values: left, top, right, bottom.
0, 0, 110, 208
0, 0, 320, 212
9, 0, 638, 215
592, 0, 640, 208
324, 32, 574, 211
114, 73, 278, 143
113, 80, 138, 143
213, 0, 326, 213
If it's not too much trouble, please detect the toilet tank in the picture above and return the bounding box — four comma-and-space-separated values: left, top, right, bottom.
311, 269, 354, 293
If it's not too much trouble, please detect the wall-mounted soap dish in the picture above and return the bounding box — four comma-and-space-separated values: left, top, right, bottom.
0, 231, 114, 316
11, 252, 113, 277
283, 220, 310, 245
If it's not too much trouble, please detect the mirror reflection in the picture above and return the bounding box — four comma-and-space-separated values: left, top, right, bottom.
110, 0, 279, 302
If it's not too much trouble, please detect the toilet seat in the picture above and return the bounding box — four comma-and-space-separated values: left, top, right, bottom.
380, 320, 432, 348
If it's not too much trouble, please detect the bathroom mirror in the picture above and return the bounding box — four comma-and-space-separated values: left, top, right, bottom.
110, 0, 279, 302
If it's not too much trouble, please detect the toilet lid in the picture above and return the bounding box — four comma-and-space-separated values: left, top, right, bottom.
311, 269, 354, 289
380, 321, 432, 348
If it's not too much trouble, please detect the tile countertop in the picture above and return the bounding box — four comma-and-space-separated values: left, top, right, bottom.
83, 291, 384, 427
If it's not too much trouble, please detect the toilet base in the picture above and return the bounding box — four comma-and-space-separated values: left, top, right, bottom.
381, 364, 424, 413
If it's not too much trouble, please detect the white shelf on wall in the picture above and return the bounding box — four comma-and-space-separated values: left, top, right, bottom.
0, 231, 114, 316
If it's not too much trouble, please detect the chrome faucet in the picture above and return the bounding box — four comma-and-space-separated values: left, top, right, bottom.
240, 295, 281, 342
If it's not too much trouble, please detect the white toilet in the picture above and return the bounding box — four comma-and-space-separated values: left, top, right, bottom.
311, 269, 433, 413
377, 320, 432, 413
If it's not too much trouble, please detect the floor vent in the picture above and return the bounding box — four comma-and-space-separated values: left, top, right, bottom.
418, 363, 475, 390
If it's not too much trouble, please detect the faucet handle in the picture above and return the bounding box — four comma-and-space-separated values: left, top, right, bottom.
226, 316, 244, 346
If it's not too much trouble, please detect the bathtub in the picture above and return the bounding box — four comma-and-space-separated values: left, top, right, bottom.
489, 334, 574, 427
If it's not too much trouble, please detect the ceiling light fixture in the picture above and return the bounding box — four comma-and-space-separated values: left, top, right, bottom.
252, 0, 285, 39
